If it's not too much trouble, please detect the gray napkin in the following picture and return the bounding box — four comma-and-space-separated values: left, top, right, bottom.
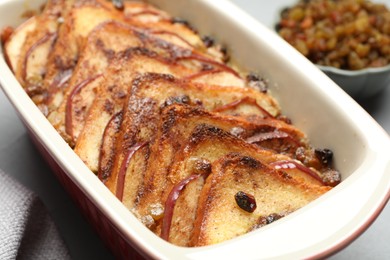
0, 169, 71, 260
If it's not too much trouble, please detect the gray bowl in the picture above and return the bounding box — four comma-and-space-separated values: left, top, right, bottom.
318, 64, 390, 99
263, 0, 390, 100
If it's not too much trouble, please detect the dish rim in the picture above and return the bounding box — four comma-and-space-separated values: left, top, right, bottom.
317, 63, 390, 76
0, 0, 389, 259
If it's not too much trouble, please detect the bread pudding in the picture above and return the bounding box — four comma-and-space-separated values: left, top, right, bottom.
1, 0, 341, 247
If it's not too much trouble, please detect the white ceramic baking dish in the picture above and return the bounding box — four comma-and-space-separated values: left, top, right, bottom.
1, 0, 389, 259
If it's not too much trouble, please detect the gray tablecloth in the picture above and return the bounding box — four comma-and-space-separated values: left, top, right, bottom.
0, 169, 70, 260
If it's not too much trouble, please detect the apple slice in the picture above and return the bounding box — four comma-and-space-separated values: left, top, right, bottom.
3, 17, 37, 73
116, 142, 148, 201
65, 74, 103, 141
74, 47, 196, 175
22, 32, 57, 86
161, 173, 205, 242
213, 96, 274, 118
185, 69, 245, 87
98, 111, 123, 180
270, 160, 341, 187
7, 0, 69, 99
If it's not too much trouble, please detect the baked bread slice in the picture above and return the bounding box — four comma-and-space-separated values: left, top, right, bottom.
142, 102, 326, 207
4, 0, 71, 114
189, 153, 331, 246
32, 0, 126, 113
167, 124, 328, 195
135, 113, 331, 244
74, 47, 196, 174
43, 2, 132, 115
44, 0, 170, 106
3, 16, 37, 74
103, 73, 280, 206
43, 0, 230, 113
15, 0, 70, 84
157, 124, 331, 246
42, 0, 170, 115
46, 21, 145, 143
47, 16, 237, 143
69, 14, 243, 168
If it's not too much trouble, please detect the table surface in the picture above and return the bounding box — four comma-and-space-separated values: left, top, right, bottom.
1, 1, 389, 259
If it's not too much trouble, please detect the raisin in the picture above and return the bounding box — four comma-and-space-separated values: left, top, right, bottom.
246, 72, 268, 93
171, 17, 196, 32
265, 213, 282, 224
322, 168, 342, 187
162, 95, 191, 107
246, 72, 260, 82
201, 63, 214, 71
235, 191, 257, 213
111, 0, 124, 11
315, 148, 333, 166
171, 17, 190, 26
202, 35, 215, 48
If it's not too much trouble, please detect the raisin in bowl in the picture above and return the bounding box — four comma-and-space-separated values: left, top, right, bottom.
276, 0, 390, 99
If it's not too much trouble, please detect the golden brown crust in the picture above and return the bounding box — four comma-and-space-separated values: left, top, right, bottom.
47, 17, 235, 142
190, 153, 331, 246
43, 0, 170, 115
4, 0, 70, 115
135, 103, 307, 227
137, 120, 329, 244
74, 47, 195, 174
105, 73, 280, 207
